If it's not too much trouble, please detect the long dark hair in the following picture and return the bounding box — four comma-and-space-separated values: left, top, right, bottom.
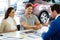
4, 7, 14, 19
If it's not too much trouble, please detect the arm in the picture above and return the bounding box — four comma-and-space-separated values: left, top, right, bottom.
0, 20, 6, 33
33, 15, 41, 30
33, 21, 41, 30
42, 21, 58, 40
10, 29, 18, 32
21, 21, 34, 29
13, 19, 18, 31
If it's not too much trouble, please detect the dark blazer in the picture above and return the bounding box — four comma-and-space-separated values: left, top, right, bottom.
42, 16, 60, 40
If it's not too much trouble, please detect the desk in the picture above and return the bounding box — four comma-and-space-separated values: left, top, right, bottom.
0, 27, 49, 40
0, 31, 42, 40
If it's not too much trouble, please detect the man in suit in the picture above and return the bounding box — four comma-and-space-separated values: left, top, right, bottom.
42, 4, 60, 40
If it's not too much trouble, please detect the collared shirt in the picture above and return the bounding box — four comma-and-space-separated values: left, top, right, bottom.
6, 17, 17, 30
55, 14, 60, 19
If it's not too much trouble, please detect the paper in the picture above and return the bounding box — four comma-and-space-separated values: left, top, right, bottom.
37, 27, 49, 35
28, 33, 40, 38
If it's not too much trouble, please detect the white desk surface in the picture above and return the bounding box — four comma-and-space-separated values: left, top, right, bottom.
0, 27, 49, 40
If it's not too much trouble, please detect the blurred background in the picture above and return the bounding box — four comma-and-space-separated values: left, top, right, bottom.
0, 0, 60, 25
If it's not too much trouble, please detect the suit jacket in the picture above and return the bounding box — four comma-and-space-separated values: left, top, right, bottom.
0, 19, 17, 33
42, 16, 60, 40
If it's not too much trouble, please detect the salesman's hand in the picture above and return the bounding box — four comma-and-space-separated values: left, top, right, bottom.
42, 23, 48, 26
32, 26, 39, 30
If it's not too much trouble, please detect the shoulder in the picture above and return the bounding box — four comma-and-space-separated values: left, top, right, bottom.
1, 19, 7, 23
1, 19, 9, 26
50, 19, 58, 29
21, 14, 26, 19
50, 20, 56, 25
52, 18, 60, 24
1, 19, 10, 25
31, 14, 37, 18
21, 14, 26, 17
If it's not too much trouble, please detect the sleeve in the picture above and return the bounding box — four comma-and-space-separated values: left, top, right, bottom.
20, 16, 25, 25
42, 21, 58, 40
34, 15, 40, 24
20, 16, 25, 30
0, 20, 6, 33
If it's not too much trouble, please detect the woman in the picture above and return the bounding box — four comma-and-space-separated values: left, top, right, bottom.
0, 7, 17, 33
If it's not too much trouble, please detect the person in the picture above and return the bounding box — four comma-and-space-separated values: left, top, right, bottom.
20, 3, 41, 30
42, 4, 60, 40
0, 7, 17, 33
28, 0, 52, 25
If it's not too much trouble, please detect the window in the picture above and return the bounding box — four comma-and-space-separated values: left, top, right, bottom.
0, 0, 8, 23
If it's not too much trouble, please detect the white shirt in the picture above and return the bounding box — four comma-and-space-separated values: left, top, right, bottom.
55, 14, 60, 19
6, 17, 17, 30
